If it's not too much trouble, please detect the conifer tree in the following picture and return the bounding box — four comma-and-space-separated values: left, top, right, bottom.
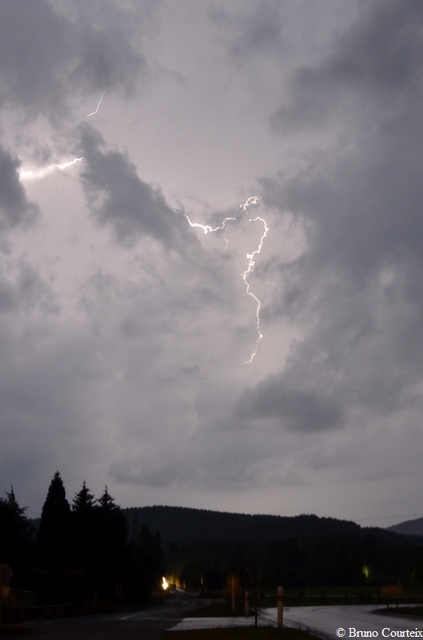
94, 487, 129, 594
73, 481, 96, 513
0, 487, 31, 570
36, 471, 72, 571
72, 481, 96, 570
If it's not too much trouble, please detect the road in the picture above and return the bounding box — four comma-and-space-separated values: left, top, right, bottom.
0, 591, 207, 640
262, 604, 423, 639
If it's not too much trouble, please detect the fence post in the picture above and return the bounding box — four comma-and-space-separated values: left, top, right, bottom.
277, 586, 283, 629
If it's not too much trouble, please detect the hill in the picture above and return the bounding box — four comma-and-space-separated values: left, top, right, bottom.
124, 505, 362, 547
387, 516, 423, 536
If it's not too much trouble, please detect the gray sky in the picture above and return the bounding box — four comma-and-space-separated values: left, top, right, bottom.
1, 0, 421, 527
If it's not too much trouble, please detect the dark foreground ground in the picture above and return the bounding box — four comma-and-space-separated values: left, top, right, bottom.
0, 591, 206, 640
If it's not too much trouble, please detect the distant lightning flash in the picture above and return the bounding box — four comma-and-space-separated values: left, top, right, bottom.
187, 195, 268, 363
18, 157, 84, 182
84, 90, 107, 120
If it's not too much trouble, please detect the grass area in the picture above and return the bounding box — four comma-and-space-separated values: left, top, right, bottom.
163, 627, 321, 640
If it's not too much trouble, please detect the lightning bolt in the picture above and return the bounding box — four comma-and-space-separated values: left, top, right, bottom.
242, 212, 268, 364
187, 195, 268, 363
240, 195, 261, 211
185, 214, 237, 235
84, 90, 107, 120
18, 91, 106, 182
18, 157, 84, 182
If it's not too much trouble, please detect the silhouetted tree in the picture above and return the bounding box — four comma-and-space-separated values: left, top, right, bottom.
94, 486, 128, 595
72, 481, 97, 570
36, 471, 72, 571
73, 481, 96, 512
0, 487, 31, 570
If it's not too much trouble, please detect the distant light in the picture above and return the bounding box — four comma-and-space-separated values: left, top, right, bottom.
162, 577, 169, 590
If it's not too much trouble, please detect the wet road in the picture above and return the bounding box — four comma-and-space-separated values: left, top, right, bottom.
1, 592, 207, 640
262, 604, 423, 639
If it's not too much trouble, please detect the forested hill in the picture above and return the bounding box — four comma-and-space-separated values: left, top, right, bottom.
124, 505, 362, 547
387, 516, 423, 536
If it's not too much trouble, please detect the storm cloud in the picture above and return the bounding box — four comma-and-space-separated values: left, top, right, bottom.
0, 145, 38, 232
248, 0, 423, 429
0, 0, 422, 526
78, 125, 184, 247
0, 0, 152, 118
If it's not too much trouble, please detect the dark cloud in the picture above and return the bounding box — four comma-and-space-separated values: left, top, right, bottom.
78, 124, 187, 247
111, 425, 271, 492
0, 0, 152, 119
211, 0, 284, 62
271, 0, 423, 133
0, 323, 107, 511
0, 145, 38, 233
254, 0, 423, 430
235, 378, 343, 432
0, 261, 58, 315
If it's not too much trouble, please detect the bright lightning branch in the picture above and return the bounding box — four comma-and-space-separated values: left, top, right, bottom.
187, 196, 268, 363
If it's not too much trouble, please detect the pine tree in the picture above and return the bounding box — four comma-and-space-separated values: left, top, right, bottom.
97, 486, 117, 513
72, 482, 96, 570
0, 487, 31, 570
36, 471, 72, 571
94, 487, 129, 595
73, 481, 96, 513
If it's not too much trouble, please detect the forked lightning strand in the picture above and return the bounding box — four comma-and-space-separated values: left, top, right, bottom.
18, 91, 106, 182
243, 212, 268, 363
18, 157, 84, 181
187, 195, 268, 363
84, 90, 107, 120
241, 195, 261, 210
185, 214, 237, 234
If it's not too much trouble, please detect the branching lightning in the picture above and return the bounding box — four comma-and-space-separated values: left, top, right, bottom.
18, 91, 106, 182
240, 195, 261, 211
84, 90, 107, 120
187, 195, 268, 363
242, 211, 268, 364
185, 214, 237, 235
17, 84, 268, 363
18, 157, 84, 182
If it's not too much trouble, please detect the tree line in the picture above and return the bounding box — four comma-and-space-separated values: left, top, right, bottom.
165, 533, 423, 592
0, 472, 165, 604
123, 505, 423, 593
